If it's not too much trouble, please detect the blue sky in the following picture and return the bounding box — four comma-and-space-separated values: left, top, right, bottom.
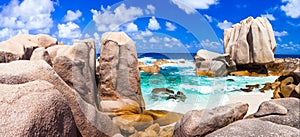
0, 0, 299, 54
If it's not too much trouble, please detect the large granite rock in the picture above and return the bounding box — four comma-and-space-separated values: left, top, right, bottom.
0, 80, 78, 136
173, 102, 248, 136
254, 98, 300, 129
98, 32, 145, 112
194, 50, 236, 77
266, 58, 300, 76
30, 47, 52, 66
272, 73, 300, 99
50, 39, 99, 108
0, 60, 120, 137
206, 119, 300, 137
0, 34, 57, 62
224, 17, 276, 65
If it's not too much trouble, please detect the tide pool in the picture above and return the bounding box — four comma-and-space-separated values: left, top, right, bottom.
139, 57, 278, 113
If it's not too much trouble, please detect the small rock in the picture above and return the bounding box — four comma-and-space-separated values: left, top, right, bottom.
254, 101, 288, 117
159, 126, 174, 137
206, 119, 300, 137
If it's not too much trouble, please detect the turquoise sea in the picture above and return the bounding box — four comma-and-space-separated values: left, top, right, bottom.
138, 53, 279, 113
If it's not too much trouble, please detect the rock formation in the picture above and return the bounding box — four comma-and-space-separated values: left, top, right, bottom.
254, 98, 300, 129
194, 49, 236, 76
224, 16, 276, 65
266, 58, 300, 76
206, 119, 300, 137
0, 80, 78, 137
0, 60, 120, 136
173, 102, 249, 136
0, 34, 57, 63
98, 32, 145, 113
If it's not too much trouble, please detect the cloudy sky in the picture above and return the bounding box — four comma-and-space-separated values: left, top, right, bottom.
0, 0, 299, 54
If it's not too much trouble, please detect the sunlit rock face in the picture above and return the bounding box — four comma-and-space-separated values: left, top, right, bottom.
98, 32, 145, 113
224, 16, 276, 65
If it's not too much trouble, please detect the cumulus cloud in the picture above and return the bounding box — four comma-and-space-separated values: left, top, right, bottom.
145, 5, 156, 14
91, 4, 143, 31
281, 0, 300, 18
166, 22, 177, 31
64, 10, 82, 22
149, 37, 159, 43
58, 22, 81, 39
274, 30, 288, 37
217, 20, 233, 30
125, 22, 138, 32
261, 13, 276, 21
200, 39, 222, 52
0, 0, 55, 39
171, 0, 218, 14
148, 16, 161, 30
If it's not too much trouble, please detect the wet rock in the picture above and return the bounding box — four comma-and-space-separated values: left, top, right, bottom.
0, 80, 78, 137
152, 88, 175, 98
153, 59, 170, 65
159, 126, 174, 137
206, 119, 300, 137
174, 102, 249, 136
139, 65, 160, 74
259, 82, 272, 92
98, 32, 145, 112
144, 110, 183, 126
112, 114, 154, 131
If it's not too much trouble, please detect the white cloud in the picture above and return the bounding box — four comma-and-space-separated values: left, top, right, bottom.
148, 16, 161, 30
125, 22, 138, 32
200, 39, 222, 51
64, 10, 82, 22
171, 0, 218, 14
0, 28, 29, 39
141, 30, 153, 37
58, 22, 81, 39
91, 4, 143, 31
149, 37, 159, 43
145, 5, 156, 14
0, 0, 54, 39
204, 14, 213, 22
164, 37, 171, 42
166, 22, 177, 31
217, 20, 233, 30
281, 0, 300, 18
274, 30, 288, 37
261, 13, 276, 21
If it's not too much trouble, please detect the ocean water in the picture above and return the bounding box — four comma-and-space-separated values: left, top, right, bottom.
138, 53, 279, 113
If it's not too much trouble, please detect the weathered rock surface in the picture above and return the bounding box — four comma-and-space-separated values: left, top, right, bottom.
224, 16, 276, 65
144, 110, 183, 126
50, 39, 99, 108
272, 73, 300, 99
159, 126, 174, 137
194, 50, 236, 77
112, 114, 153, 132
173, 102, 248, 136
267, 58, 300, 76
30, 47, 52, 66
139, 64, 160, 74
206, 119, 300, 137
0, 80, 78, 137
254, 98, 300, 129
0, 60, 120, 136
0, 34, 57, 62
98, 32, 145, 112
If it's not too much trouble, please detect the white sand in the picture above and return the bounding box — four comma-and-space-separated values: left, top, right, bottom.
226, 91, 273, 116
